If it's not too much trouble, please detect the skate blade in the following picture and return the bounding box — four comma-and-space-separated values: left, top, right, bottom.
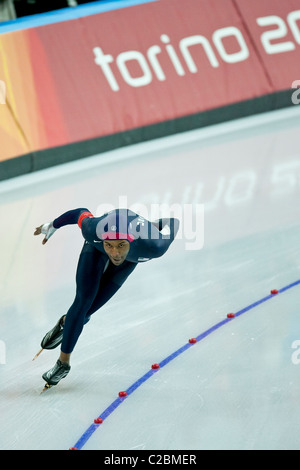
40, 383, 53, 394
32, 348, 44, 361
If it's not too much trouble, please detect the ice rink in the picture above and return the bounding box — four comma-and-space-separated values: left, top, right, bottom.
1, 107, 300, 450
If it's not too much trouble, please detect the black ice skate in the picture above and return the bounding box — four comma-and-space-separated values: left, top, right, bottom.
41, 359, 71, 392
33, 315, 65, 360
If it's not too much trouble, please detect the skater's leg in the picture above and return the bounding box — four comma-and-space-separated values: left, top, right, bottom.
60, 242, 107, 357
85, 260, 137, 317
41, 251, 136, 388
58, 262, 136, 366
56, 260, 135, 367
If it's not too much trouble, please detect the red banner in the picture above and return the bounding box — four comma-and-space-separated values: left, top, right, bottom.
33, 0, 272, 141
234, 0, 300, 90
0, 0, 299, 171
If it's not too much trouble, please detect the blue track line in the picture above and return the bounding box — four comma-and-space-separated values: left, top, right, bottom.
71, 278, 300, 450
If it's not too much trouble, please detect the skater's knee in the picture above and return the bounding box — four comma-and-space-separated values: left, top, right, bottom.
70, 293, 94, 314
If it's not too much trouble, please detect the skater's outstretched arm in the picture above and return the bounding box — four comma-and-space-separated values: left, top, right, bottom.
52, 208, 93, 229
34, 208, 93, 245
138, 217, 179, 260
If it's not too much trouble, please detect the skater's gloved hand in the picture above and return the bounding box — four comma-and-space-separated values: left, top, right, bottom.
34, 222, 56, 245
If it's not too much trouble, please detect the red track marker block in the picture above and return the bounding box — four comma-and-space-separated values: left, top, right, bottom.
227, 313, 235, 318
119, 391, 127, 397
69, 447, 78, 450
94, 418, 103, 424
189, 338, 197, 344
151, 363, 160, 369
271, 289, 279, 295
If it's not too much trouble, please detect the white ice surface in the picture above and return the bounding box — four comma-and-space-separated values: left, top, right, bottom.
1, 107, 300, 450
